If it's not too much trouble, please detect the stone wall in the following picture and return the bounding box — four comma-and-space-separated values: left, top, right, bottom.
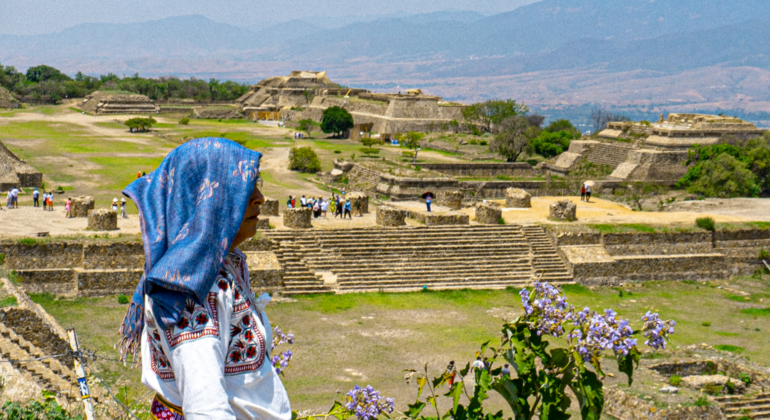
70, 196, 95, 218
88, 209, 118, 230
475, 203, 502, 225
410, 211, 469, 226
261, 198, 279, 216
603, 232, 713, 256
604, 388, 724, 420
573, 253, 729, 285
284, 207, 312, 229
417, 163, 540, 178
437, 190, 463, 210
377, 206, 407, 227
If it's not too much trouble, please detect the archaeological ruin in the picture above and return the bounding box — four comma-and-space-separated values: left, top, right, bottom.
78, 91, 160, 115
0, 86, 20, 109
0, 141, 43, 191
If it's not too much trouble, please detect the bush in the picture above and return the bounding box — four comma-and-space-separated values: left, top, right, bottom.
288, 146, 321, 173
320, 106, 354, 138
759, 248, 769, 260
479, 140, 488, 146
333, 150, 341, 154
0, 253, 4, 266
694, 396, 711, 407
703, 383, 723, 395
498, 217, 506, 225
669, 375, 682, 386
531, 130, 575, 158
360, 147, 380, 157
118, 294, 130, 304
740, 373, 752, 386
469, 139, 479, 145
179, 117, 190, 125
696, 217, 716, 232
402, 151, 415, 158
125, 117, 157, 132
726, 379, 736, 394
702, 321, 711, 327
1, 390, 81, 419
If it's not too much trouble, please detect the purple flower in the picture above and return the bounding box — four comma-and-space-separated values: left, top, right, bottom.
520, 281, 573, 337
641, 311, 675, 350
345, 385, 395, 420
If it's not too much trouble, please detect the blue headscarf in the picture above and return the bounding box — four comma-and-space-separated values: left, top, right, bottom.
119, 138, 262, 359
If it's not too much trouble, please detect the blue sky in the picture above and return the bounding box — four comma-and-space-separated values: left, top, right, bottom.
0, 0, 541, 35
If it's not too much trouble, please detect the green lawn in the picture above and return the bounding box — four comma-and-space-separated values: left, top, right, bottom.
34, 275, 770, 414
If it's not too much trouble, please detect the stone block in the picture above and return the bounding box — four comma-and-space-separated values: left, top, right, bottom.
5, 243, 83, 269
261, 198, 279, 216
412, 211, 469, 226
76, 269, 142, 297
83, 242, 144, 269
284, 207, 312, 229
377, 206, 407, 227
348, 192, 369, 213
437, 190, 463, 210
257, 218, 270, 230
244, 251, 284, 293
506, 188, 531, 208
15, 269, 77, 296
475, 202, 502, 225
88, 209, 118, 231
549, 200, 576, 221
70, 196, 95, 218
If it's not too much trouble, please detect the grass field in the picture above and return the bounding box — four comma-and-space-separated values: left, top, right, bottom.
31, 275, 770, 415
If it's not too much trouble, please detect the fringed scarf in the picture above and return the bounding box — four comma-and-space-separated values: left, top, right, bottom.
118, 138, 262, 362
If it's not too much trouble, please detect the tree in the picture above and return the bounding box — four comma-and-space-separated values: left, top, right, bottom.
302, 89, 315, 104
399, 131, 425, 163
360, 136, 383, 157
448, 119, 460, 133
297, 119, 318, 138
288, 146, 321, 173
25, 65, 71, 83
590, 108, 631, 134
489, 116, 537, 162
320, 106, 354, 138
687, 153, 760, 198
544, 119, 581, 138
624, 182, 666, 211
530, 130, 575, 158
462, 99, 529, 133
124, 117, 156, 133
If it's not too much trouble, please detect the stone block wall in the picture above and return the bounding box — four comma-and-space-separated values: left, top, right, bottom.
284, 207, 312, 229
573, 254, 729, 285
76, 269, 143, 297
83, 242, 144, 269
376, 206, 407, 227
604, 388, 724, 420
411, 211, 469, 226
88, 209, 118, 230
475, 203, 502, 225
603, 232, 713, 256
437, 190, 463, 210
0, 307, 73, 366
15, 269, 78, 296
261, 198, 279, 216
417, 163, 540, 178
5, 243, 84, 269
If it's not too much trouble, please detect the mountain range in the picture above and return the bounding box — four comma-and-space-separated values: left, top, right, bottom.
1, 0, 769, 123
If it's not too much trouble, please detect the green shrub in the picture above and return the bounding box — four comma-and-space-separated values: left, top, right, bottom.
288, 146, 321, 173
469, 139, 479, 145
669, 375, 682, 387
0, 253, 4, 266
125, 117, 157, 132
526, 159, 539, 166
179, 117, 190, 125
703, 383, 723, 395
334, 150, 342, 154
726, 379, 736, 394
694, 396, 711, 406
1, 390, 81, 419
696, 217, 716, 231
360, 147, 380, 156
479, 140, 488, 146
740, 373, 752, 386
17, 238, 37, 246
402, 151, 415, 158
759, 247, 769, 260
414, 165, 421, 171
118, 294, 130, 304
498, 217, 506, 225
702, 321, 711, 327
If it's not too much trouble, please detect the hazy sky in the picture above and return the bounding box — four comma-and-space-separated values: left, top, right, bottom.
0, 0, 541, 35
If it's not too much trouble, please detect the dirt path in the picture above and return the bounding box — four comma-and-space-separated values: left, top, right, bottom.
0, 206, 141, 238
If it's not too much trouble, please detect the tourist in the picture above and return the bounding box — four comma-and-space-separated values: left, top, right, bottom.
343, 199, 352, 219
141, 171, 146, 177
47, 192, 54, 211
312, 199, 320, 219
300, 195, 307, 207
353, 197, 363, 217
341, 187, 346, 196
4, 190, 11, 209
585, 184, 592, 202
117, 138, 291, 420
320, 197, 328, 218
112, 198, 119, 212
425, 194, 432, 212
445, 361, 456, 386
33, 187, 40, 207
501, 364, 511, 378
471, 356, 484, 372
65, 197, 72, 218
11, 187, 19, 208
580, 184, 586, 202
290, 196, 296, 208
329, 196, 336, 216
121, 198, 128, 218
137, 171, 142, 179
286, 196, 293, 209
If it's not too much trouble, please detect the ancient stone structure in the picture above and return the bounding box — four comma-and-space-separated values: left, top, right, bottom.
376, 206, 407, 227
475, 202, 502, 225
411, 211, 470, 226
546, 113, 766, 183
257, 218, 270, 230
418, 163, 539, 178
0, 141, 43, 191
79, 91, 159, 115
237, 71, 338, 120
348, 192, 369, 213
261, 198, 279, 216
0, 86, 20, 109
505, 188, 531, 208
88, 209, 118, 230
283, 207, 312, 229
549, 200, 576, 221
437, 190, 463, 210
70, 196, 95, 218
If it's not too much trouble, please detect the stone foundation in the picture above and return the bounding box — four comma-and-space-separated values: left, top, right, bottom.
348, 192, 369, 213
475, 203, 502, 225
549, 200, 576, 221
411, 211, 469, 226
505, 188, 531, 208
437, 190, 463, 210
261, 198, 279, 216
604, 388, 724, 420
88, 209, 118, 230
257, 218, 271, 230
284, 207, 312, 229
70, 196, 94, 218
376, 206, 407, 227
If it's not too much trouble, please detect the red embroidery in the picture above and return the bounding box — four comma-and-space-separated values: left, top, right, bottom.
148, 326, 174, 380
165, 293, 219, 348
224, 270, 266, 376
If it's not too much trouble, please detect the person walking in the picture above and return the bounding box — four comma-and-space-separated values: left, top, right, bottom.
47, 192, 54, 211
353, 197, 363, 217
291, 196, 296, 208
11, 187, 19, 208
580, 184, 586, 202
33, 187, 40, 207
286, 196, 293, 209
312, 199, 320, 219
300, 195, 307, 208
501, 364, 511, 378
343, 199, 352, 219
4, 190, 11, 209
121, 198, 128, 218
112, 198, 119, 212
329, 196, 336, 217
425, 194, 432, 212
65, 197, 72, 218
585, 184, 592, 202
320, 198, 328, 218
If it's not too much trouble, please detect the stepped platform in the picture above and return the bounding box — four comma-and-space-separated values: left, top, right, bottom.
714, 393, 770, 419
263, 225, 572, 295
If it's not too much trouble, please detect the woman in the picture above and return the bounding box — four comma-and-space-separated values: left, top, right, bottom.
65, 197, 72, 218
47, 192, 54, 211
118, 138, 291, 420
286, 196, 293, 209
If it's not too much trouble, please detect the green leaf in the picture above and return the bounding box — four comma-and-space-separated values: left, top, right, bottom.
291, 411, 299, 420
427, 395, 438, 412
459, 362, 471, 377
417, 376, 428, 398
576, 369, 604, 420
618, 347, 642, 386
550, 348, 570, 370
491, 377, 531, 419
433, 375, 445, 389
405, 401, 426, 418
327, 401, 346, 415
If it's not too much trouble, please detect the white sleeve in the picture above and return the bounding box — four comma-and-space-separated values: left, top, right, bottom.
171, 338, 236, 420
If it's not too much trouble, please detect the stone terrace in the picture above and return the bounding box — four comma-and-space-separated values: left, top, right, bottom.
263, 225, 573, 295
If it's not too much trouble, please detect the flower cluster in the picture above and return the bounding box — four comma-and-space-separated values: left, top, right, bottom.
271, 326, 295, 375
570, 308, 637, 362
344, 385, 395, 420
641, 311, 676, 350
520, 281, 573, 337
271, 350, 293, 375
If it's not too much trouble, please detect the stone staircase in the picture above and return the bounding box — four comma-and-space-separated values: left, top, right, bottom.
521, 225, 573, 283
713, 393, 770, 419
264, 225, 573, 295
586, 142, 635, 168
0, 323, 78, 397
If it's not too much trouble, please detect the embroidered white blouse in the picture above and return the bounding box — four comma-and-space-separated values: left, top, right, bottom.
141, 249, 292, 420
